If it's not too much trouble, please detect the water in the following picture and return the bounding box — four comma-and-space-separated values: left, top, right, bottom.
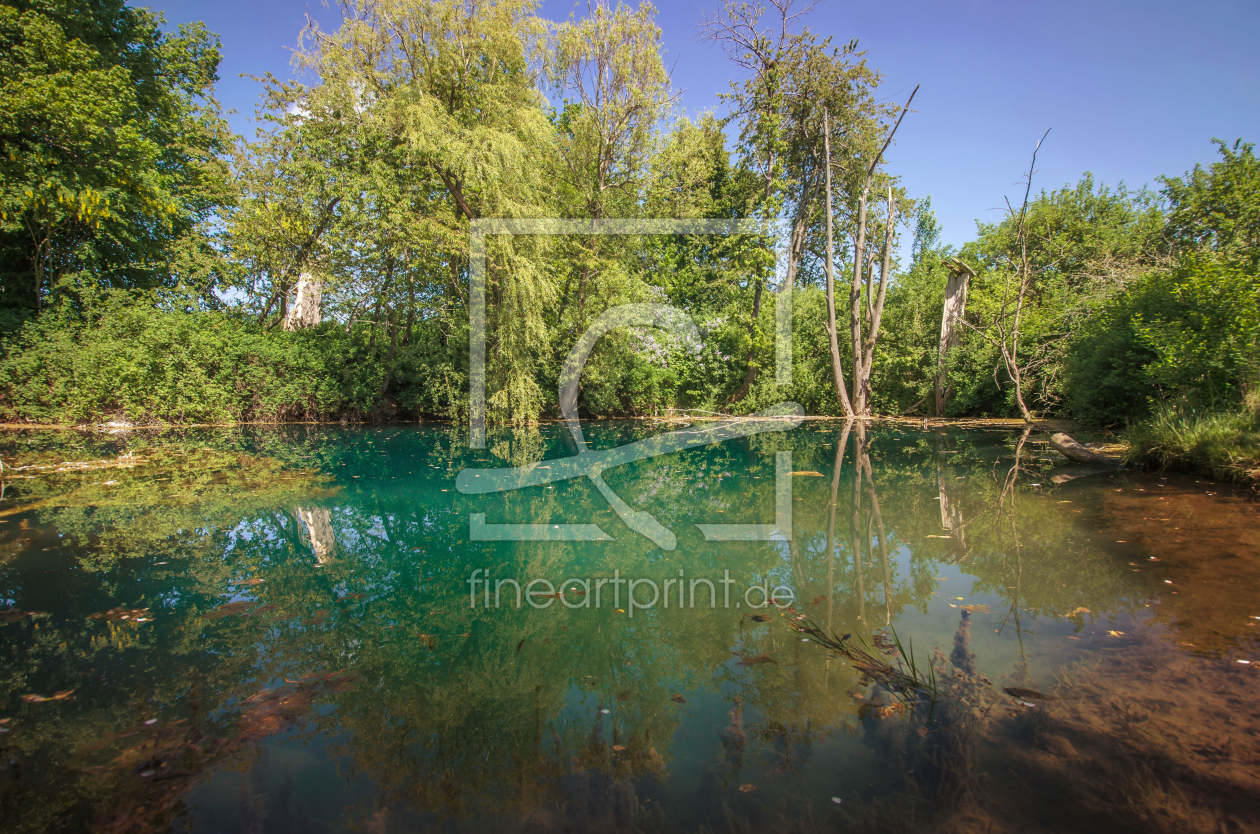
0, 422, 1257, 833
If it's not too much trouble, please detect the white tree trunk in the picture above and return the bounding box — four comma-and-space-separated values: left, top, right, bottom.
936, 259, 973, 416
296, 506, 337, 564
283, 272, 323, 331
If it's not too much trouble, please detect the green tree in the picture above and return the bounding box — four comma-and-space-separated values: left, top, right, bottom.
1161, 138, 1260, 260
0, 0, 230, 324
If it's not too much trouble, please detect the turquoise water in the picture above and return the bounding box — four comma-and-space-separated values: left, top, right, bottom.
0, 422, 1257, 832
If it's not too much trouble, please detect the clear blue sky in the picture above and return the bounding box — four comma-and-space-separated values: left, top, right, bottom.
146, 0, 1260, 249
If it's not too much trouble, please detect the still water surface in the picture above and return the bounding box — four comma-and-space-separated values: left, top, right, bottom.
0, 422, 1258, 833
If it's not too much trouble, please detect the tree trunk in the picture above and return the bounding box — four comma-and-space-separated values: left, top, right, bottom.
936, 258, 974, 416
822, 107, 855, 416
295, 506, 337, 564
282, 272, 323, 331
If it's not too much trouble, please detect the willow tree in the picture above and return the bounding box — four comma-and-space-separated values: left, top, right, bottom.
549, 2, 673, 328
300, 0, 558, 424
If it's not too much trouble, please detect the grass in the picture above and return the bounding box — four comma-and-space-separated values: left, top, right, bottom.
1124, 394, 1260, 485
793, 620, 939, 714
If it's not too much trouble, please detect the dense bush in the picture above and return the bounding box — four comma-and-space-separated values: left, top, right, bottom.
0, 288, 469, 425
1064, 258, 1259, 425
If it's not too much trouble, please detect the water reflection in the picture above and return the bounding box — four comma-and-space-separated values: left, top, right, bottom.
0, 423, 1255, 832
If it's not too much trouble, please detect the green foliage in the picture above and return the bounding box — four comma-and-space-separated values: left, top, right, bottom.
1161, 138, 1260, 259
0, 287, 472, 425
0, 0, 230, 316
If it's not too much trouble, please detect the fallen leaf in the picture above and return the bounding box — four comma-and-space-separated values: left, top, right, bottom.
612, 744, 626, 752
671, 694, 686, 704
960, 604, 990, 614
516, 638, 526, 654
21, 689, 74, 703
204, 601, 254, 620
746, 613, 770, 622
1067, 607, 1091, 617
1108, 630, 1124, 637
1002, 687, 1057, 701
87, 607, 150, 621
0, 609, 46, 623
812, 595, 828, 604
739, 784, 756, 793
737, 654, 776, 666
229, 578, 265, 587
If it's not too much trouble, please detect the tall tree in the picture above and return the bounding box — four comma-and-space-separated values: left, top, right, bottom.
300, 0, 558, 424
0, 0, 230, 322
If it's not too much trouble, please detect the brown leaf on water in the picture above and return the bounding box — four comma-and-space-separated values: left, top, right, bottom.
738, 783, 756, 792
204, 601, 254, 620
612, 744, 626, 751
737, 654, 776, 666
671, 694, 686, 704
22, 689, 74, 703
812, 595, 828, 605
0, 609, 46, 623
1068, 607, 1091, 617
960, 604, 990, 614
88, 608, 151, 622
516, 638, 526, 654
746, 614, 770, 623
1002, 687, 1057, 701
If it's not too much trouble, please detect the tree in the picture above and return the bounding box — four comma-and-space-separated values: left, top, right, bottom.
702, 0, 894, 407
298, 0, 558, 424
1160, 138, 1260, 260
0, 0, 230, 323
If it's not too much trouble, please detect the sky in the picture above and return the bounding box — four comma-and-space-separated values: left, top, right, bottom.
145, 0, 1260, 249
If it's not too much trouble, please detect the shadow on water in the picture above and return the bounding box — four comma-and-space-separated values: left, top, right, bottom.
0, 421, 1257, 832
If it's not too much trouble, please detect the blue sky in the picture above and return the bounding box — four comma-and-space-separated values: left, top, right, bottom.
147, 0, 1260, 248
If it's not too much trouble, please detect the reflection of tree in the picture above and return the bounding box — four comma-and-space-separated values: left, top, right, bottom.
0, 422, 1186, 832
295, 506, 337, 563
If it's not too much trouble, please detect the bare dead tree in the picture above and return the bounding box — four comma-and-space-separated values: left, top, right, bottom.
823, 106, 855, 416
832, 84, 918, 416
952, 130, 1051, 423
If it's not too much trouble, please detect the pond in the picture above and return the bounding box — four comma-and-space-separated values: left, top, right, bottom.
0, 420, 1257, 833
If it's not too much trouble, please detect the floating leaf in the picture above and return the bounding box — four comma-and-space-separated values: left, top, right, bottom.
22, 689, 74, 703
739, 783, 756, 792
671, 694, 686, 704
737, 654, 776, 666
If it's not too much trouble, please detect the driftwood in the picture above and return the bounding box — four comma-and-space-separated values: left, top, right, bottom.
1048, 433, 1116, 467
